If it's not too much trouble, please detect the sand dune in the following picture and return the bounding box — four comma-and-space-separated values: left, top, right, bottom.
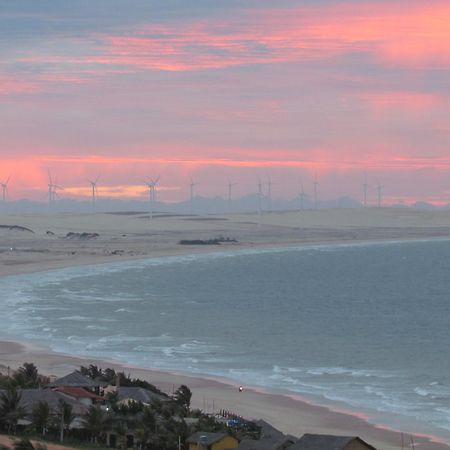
1, 208, 450, 277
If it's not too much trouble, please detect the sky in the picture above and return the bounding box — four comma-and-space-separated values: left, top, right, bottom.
1, 0, 450, 205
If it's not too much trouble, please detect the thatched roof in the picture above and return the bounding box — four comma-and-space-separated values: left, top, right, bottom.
117, 386, 168, 404
290, 434, 376, 450
0, 388, 88, 415
47, 371, 104, 388
254, 420, 285, 439
238, 437, 295, 450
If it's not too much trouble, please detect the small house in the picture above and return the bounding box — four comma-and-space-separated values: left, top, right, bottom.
187, 432, 239, 450
290, 434, 376, 450
53, 386, 108, 408
116, 386, 168, 406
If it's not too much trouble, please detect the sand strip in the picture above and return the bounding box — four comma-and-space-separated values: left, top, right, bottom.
1, 340, 448, 450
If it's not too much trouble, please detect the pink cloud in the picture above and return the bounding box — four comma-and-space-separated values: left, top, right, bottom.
12, 2, 450, 90
88, 2, 450, 72
0, 75, 38, 95
357, 91, 443, 112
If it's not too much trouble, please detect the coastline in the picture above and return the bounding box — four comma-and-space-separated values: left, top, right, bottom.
2, 208, 450, 279
2, 210, 450, 448
1, 339, 449, 450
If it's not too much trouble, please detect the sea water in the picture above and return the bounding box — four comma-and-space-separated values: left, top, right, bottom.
1, 240, 450, 441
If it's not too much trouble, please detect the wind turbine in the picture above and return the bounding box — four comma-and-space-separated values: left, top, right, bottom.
313, 173, 319, 210
377, 181, 383, 208
227, 178, 237, 212
299, 182, 305, 210
145, 176, 160, 220
189, 177, 196, 214
1, 176, 10, 202
47, 170, 62, 206
47, 171, 54, 205
88, 176, 100, 208
363, 173, 368, 208
265, 176, 273, 211
150, 176, 160, 203
257, 177, 263, 226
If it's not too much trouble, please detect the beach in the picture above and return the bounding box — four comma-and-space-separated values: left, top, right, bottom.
0, 340, 448, 450
2, 208, 450, 449
2, 208, 450, 278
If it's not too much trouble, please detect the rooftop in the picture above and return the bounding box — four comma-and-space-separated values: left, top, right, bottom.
290, 434, 376, 450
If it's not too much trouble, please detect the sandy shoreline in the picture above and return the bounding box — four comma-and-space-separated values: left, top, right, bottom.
2, 208, 450, 278
0, 340, 448, 450
2, 209, 450, 449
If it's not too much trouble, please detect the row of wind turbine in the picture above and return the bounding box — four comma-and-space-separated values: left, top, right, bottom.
0, 173, 385, 210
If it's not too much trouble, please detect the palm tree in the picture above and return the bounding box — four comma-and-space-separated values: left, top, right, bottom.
15, 363, 39, 388
173, 385, 192, 411
141, 406, 156, 432
82, 405, 107, 444
135, 426, 150, 450
136, 406, 157, 449
0, 387, 26, 434
112, 421, 128, 450
31, 401, 50, 437
106, 390, 119, 412
56, 399, 74, 442
80, 364, 103, 381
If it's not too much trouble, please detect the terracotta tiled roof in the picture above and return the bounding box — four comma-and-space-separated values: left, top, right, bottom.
53, 386, 104, 400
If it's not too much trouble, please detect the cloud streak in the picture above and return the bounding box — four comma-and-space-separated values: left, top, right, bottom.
14, 2, 450, 76
1, 1, 450, 204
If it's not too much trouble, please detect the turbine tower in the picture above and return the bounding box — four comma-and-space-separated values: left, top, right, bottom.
47, 170, 61, 206
88, 176, 100, 208
47, 171, 54, 205
265, 176, 273, 211
145, 176, 160, 220
363, 173, 368, 208
189, 177, 196, 214
144, 181, 153, 219
377, 181, 383, 208
299, 182, 305, 210
257, 177, 263, 226
227, 178, 237, 212
313, 173, 319, 210
1, 176, 10, 202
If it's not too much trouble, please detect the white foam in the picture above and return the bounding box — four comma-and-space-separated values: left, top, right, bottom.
305, 366, 392, 378
60, 315, 91, 321
2, 237, 444, 289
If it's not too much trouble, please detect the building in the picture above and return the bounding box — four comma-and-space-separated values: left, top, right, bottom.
116, 386, 169, 406
48, 370, 106, 393
289, 434, 377, 450
53, 386, 107, 408
187, 432, 239, 450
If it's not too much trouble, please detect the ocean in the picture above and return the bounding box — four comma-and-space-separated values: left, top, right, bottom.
1, 240, 450, 441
